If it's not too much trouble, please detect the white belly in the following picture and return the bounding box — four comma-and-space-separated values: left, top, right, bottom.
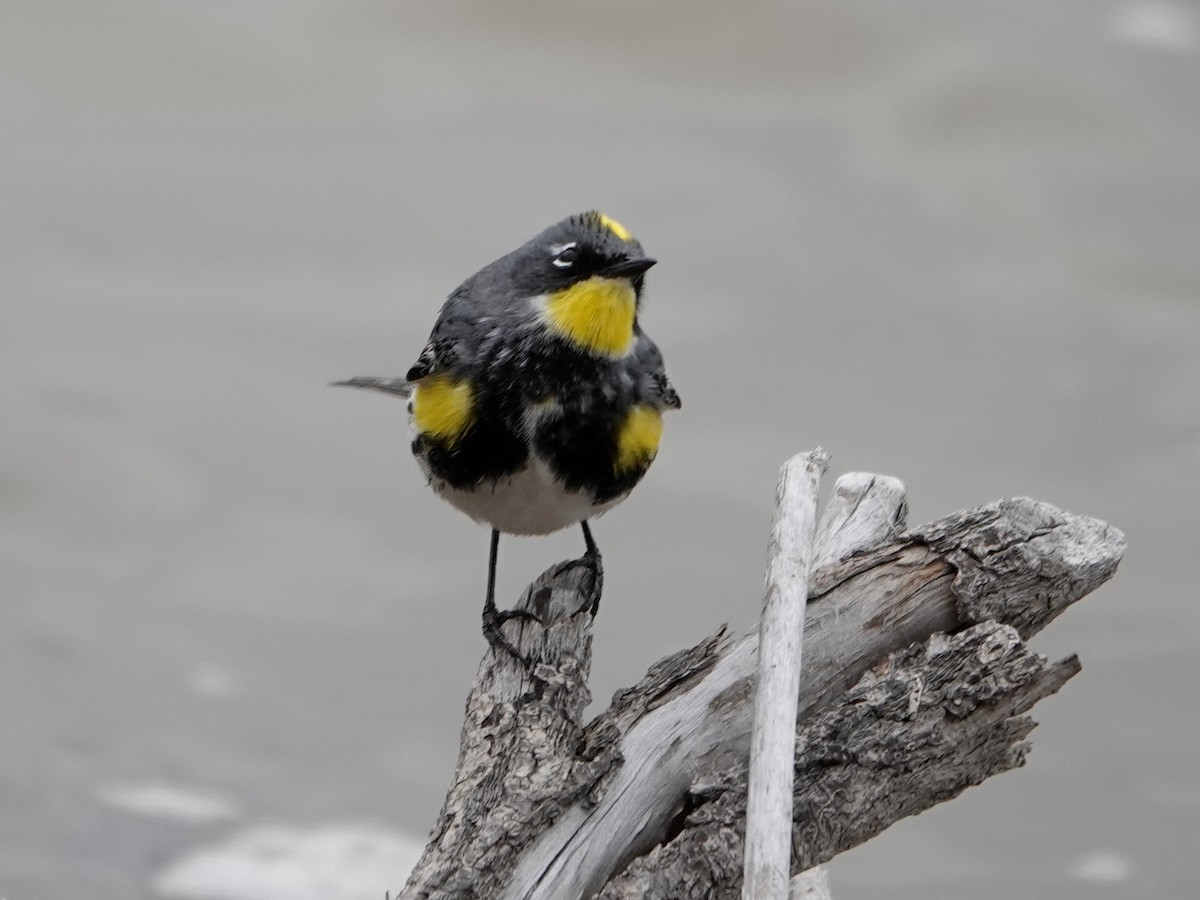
423, 456, 626, 536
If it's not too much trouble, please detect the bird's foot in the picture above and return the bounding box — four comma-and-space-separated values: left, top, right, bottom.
482, 605, 543, 664
552, 551, 604, 617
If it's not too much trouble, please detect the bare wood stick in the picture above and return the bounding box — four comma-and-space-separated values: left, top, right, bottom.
744, 449, 828, 900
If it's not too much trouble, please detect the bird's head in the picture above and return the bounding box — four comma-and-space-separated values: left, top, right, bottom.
511, 210, 656, 298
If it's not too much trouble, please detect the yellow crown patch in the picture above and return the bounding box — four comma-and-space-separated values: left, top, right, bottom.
598, 213, 633, 242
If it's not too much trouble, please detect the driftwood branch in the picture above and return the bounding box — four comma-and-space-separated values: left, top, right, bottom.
397, 467, 1124, 900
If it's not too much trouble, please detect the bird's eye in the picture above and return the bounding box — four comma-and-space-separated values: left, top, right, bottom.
552, 244, 578, 269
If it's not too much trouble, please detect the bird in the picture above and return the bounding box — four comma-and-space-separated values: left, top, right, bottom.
336, 211, 680, 655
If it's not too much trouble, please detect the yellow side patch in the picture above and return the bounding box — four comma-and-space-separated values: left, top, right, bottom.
614, 405, 663, 474
544, 276, 636, 357
598, 213, 633, 242
411, 375, 474, 442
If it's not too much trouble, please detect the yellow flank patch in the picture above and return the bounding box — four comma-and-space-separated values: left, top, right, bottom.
598, 213, 633, 242
614, 404, 663, 474
544, 276, 636, 357
411, 374, 475, 442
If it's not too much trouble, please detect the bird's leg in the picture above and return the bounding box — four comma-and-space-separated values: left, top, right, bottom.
581, 520, 599, 558
480, 528, 539, 661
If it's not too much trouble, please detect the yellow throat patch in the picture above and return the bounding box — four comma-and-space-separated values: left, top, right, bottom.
614, 404, 663, 474
543, 277, 636, 357
412, 375, 474, 442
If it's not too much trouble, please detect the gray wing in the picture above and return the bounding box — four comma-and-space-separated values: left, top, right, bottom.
631, 331, 681, 410
335, 285, 489, 396
405, 267, 530, 382
405, 286, 476, 381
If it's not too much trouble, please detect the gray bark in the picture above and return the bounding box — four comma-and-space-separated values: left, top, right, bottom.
396, 475, 1124, 900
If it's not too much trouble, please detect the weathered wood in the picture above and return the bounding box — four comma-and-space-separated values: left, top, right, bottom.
601, 472, 908, 900
812, 472, 907, 570
744, 449, 827, 900
910, 498, 1123, 638
400, 558, 602, 897
789, 868, 833, 900
396, 480, 1124, 900
599, 623, 1081, 899
791, 470, 906, 898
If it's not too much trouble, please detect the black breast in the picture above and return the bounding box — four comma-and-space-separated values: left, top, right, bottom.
526, 345, 651, 504
414, 331, 656, 502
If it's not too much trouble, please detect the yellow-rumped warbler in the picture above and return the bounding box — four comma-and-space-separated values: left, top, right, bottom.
337, 211, 679, 653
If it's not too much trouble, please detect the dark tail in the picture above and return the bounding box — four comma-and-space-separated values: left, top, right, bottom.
330, 376, 413, 400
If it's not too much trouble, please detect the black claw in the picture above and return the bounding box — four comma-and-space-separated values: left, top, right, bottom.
552, 551, 604, 618
482, 604, 542, 663
587, 555, 604, 616
481, 527, 544, 665
479, 523, 604, 663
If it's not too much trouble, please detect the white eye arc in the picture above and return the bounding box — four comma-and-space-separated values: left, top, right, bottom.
551, 242, 578, 269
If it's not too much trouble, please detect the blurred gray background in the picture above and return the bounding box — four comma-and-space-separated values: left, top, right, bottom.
3, 1, 1198, 897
